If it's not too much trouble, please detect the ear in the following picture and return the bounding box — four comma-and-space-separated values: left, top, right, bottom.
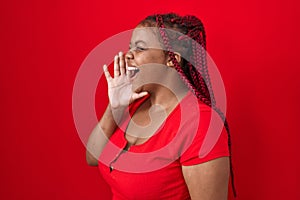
166, 52, 182, 67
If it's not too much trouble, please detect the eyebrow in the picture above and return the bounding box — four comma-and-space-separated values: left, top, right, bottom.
130, 40, 147, 46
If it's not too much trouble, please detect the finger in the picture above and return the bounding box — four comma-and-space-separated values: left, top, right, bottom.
114, 55, 120, 77
119, 52, 126, 75
103, 64, 112, 81
132, 91, 148, 101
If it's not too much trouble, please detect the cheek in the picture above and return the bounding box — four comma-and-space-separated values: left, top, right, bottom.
133, 50, 167, 66
142, 51, 167, 65
149, 55, 166, 64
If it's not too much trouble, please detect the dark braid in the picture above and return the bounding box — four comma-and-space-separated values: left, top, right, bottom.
141, 13, 237, 197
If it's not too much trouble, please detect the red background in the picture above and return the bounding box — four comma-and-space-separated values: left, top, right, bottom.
1, 0, 300, 199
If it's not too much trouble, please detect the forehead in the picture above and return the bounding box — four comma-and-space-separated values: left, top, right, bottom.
130, 27, 162, 48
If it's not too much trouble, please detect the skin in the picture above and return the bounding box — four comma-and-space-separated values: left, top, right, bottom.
182, 157, 230, 200
125, 27, 189, 144
86, 26, 229, 200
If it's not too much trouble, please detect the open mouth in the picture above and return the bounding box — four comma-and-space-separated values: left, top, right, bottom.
127, 66, 140, 78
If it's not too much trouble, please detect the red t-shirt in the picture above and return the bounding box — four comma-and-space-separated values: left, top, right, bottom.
98, 91, 229, 200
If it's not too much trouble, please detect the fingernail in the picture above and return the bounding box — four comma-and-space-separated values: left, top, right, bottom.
119, 52, 123, 56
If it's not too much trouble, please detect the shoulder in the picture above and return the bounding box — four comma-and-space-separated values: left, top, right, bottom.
179, 91, 213, 121
178, 92, 230, 165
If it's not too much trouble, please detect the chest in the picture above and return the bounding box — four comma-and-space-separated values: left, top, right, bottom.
98, 161, 191, 200
125, 103, 169, 146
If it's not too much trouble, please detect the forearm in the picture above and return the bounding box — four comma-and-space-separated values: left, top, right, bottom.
99, 105, 125, 137
86, 104, 126, 166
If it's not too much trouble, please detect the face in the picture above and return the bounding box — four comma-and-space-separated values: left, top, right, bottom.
126, 26, 186, 94
125, 26, 167, 92
126, 26, 168, 68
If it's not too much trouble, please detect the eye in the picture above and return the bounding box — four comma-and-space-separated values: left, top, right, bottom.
135, 46, 147, 51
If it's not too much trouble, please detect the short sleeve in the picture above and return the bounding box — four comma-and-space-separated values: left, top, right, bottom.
179, 104, 230, 166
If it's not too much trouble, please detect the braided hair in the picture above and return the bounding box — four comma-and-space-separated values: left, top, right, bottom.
140, 13, 237, 197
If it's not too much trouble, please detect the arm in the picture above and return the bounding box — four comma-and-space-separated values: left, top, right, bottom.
86, 52, 147, 166
85, 105, 126, 166
182, 157, 230, 200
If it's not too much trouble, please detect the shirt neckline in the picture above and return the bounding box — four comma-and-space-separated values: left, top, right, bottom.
121, 91, 193, 150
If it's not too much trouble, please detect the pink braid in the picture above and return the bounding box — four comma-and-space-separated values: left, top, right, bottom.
154, 14, 237, 197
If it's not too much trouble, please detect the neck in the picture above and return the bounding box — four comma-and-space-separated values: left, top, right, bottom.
133, 64, 190, 110
147, 84, 189, 111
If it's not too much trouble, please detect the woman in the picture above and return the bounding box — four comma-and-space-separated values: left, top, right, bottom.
86, 13, 236, 200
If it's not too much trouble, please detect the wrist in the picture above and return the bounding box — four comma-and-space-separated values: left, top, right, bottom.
109, 103, 127, 111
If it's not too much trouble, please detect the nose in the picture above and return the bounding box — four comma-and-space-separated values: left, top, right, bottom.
125, 50, 134, 61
